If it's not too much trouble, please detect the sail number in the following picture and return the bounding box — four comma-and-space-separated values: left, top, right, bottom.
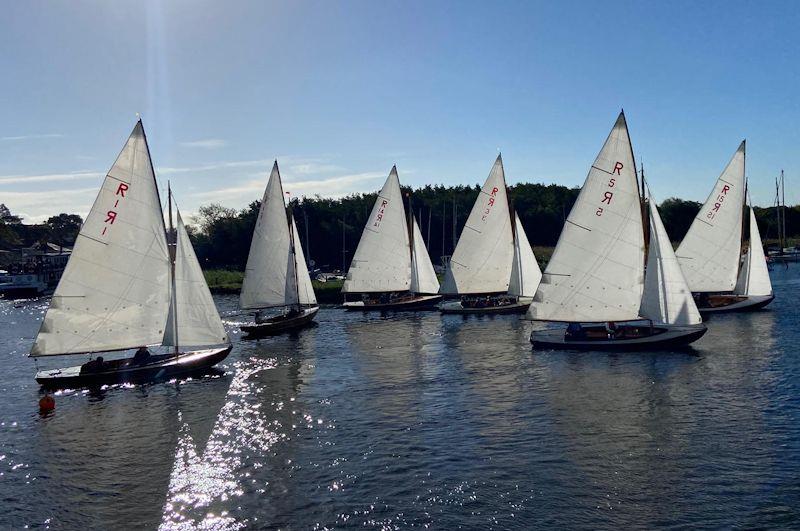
373, 199, 388, 228
595, 162, 621, 216
481, 187, 499, 221
706, 184, 731, 221
102, 182, 129, 236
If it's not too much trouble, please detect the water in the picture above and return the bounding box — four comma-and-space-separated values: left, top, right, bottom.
1, 267, 799, 529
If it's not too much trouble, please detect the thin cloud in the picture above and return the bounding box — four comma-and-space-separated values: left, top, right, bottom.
179, 139, 228, 149
1, 133, 63, 141
0, 171, 104, 185
3, 187, 97, 223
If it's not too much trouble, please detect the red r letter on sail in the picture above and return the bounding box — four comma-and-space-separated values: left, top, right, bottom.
601, 191, 613, 205
612, 162, 623, 175
105, 211, 117, 224
116, 183, 128, 197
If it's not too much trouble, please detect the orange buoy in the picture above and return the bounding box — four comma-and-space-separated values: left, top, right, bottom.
39, 394, 55, 413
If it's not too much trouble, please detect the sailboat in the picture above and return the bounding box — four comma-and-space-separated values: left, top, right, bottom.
439, 155, 542, 314
675, 142, 774, 312
341, 166, 442, 311
529, 112, 707, 350
32, 121, 232, 388
239, 161, 319, 337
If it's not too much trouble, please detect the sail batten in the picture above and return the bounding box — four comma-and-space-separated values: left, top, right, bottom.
342, 166, 411, 293
528, 112, 645, 322
676, 142, 746, 292
440, 155, 514, 295
30, 122, 172, 357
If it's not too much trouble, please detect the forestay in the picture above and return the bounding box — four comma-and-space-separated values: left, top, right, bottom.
528, 112, 645, 322
508, 213, 542, 298
30, 121, 171, 357
240, 162, 298, 309
676, 142, 746, 292
291, 215, 317, 305
734, 207, 772, 297
410, 217, 440, 294
639, 196, 703, 326
163, 210, 230, 347
440, 155, 513, 295
342, 166, 411, 293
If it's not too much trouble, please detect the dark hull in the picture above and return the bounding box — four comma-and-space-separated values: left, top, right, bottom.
240, 307, 318, 338
342, 295, 442, 312
531, 325, 707, 351
439, 300, 531, 315
698, 294, 774, 314
35, 346, 233, 390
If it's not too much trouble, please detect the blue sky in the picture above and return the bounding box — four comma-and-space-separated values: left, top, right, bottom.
1, 0, 798, 223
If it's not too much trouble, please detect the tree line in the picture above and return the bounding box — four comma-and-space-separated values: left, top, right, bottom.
1, 185, 796, 272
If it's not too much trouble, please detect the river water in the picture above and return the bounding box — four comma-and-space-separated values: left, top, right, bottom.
1, 266, 799, 529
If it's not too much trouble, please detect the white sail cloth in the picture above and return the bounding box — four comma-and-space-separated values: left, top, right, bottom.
508, 213, 542, 298
163, 210, 230, 346
440, 155, 514, 295
639, 197, 703, 326
676, 142, 746, 292
410, 216, 440, 294
291, 215, 318, 305
343, 166, 412, 293
240, 162, 298, 309
31, 122, 172, 357
529, 112, 645, 322
734, 207, 772, 297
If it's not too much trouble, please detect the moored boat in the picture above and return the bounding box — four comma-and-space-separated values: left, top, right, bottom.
528, 111, 706, 350
675, 142, 774, 313
239, 162, 319, 337
31, 121, 232, 389
439, 155, 542, 314
341, 166, 442, 311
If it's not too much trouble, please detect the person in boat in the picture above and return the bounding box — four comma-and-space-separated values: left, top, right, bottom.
133, 346, 151, 365
285, 306, 301, 318
80, 356, 106, 374
565, 322, 585, 339
606, 321, 619, 339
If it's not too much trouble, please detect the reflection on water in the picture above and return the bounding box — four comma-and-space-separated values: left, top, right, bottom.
1, 267, 800, 529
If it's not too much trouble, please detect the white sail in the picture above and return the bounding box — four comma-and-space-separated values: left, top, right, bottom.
440, 155, 514, 294
508, 213, 542, 298
528, 112, 645, 322
239, 162, 298, 309
30, 121, 171, 357
639, 197, 703, 326
410, 216, 440, 294
291, 215, 317, 305
163, 210, 229, 347
342, 166, 411, 293
734, 207, 772, 297
676, 142, 746, 292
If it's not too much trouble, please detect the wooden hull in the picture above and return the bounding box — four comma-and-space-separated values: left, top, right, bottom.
439, 298, 531, 315
531, 325, 707, 351
240, 307, 319, 338
697, 294, 774, 314
342, 295, 442, 312
35, 346, 233, 390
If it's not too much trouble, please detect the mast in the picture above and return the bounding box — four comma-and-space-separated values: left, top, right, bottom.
286, 196, 301, 309
168, 182, 178, 355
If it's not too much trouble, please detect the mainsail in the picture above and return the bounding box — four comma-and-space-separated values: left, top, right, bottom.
639, 196, 703, 326
239, 162, 298, 309
291, 215, 318, 305
440, 155, 514, 295
342, 166, 411, 293
734, 207, 773, 297
410, 216, 440, 294
676, 142, 746, 292
508, 213, 542, 298
163, 210, 230, 347
528, 112, 645, 322
30, 121, 171, 357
